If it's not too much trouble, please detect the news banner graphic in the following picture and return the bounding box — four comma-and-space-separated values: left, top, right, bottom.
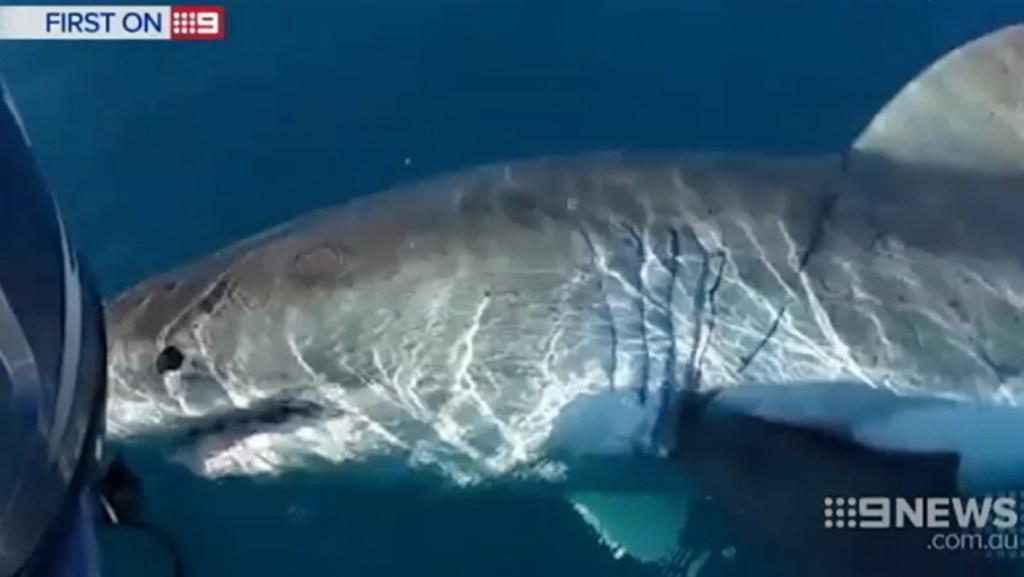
0, 6, 224, 39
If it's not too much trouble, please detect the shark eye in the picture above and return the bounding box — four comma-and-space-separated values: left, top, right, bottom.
155, 345, 185, 374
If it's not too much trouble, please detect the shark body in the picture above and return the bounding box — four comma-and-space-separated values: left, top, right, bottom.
106, 26, 1024, 575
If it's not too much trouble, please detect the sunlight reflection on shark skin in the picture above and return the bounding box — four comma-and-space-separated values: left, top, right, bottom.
104, 25, 1024, 576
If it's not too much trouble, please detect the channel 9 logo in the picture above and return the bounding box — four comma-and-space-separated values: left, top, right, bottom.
170, 6, 224, 39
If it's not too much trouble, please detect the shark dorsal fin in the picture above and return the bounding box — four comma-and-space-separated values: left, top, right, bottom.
853, 25, 1024, 174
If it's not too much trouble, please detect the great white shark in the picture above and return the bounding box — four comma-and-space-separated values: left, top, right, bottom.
105, 26, 1024, 575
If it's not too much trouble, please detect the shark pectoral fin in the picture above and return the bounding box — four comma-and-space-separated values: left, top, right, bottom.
671, 384, 993, 577
675, 382, 965, 503
852, 25, 1024, 173
703, 381, 1024, 492
852, 402, 1024, 492
552, 392, 693, 564
702, 381, 944, 433
568, 491, 689, 564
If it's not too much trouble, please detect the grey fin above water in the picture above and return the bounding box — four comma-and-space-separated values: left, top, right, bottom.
853, 25, 1024, 173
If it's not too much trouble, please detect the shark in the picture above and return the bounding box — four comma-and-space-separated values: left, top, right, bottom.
104, 25, 1024, 576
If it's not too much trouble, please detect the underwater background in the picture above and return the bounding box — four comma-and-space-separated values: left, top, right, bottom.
3, 0, 1024, 575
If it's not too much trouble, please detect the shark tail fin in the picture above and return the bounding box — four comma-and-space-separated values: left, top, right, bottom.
854, 25, 1024, 174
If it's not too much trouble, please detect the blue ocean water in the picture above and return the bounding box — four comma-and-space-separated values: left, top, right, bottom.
2, 1, 1024, 575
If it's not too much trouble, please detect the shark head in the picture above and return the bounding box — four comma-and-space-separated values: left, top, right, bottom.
105, 254, 245, 436
103, 202, 425, 438
104, 166, 643, 478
